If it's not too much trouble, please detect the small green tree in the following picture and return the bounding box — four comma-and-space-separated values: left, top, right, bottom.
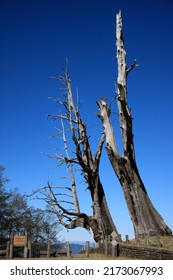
5, 187, 30, 237
0, 166, 11, 243
27, 207, 61, 243
0, 166, 61, 245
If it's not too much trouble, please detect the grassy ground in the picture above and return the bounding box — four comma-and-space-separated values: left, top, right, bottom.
26, 254, 135, 260
3, 254, 136, 260
126, 236, 173, 249
46, 253, 135, 260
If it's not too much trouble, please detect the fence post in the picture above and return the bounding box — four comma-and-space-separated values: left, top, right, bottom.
10, 233, 14, 245
85, 241, 89, 257
136, 236, 140, 246
9, 233, 14, 259
111, 238, 118, 257
28, 240, 32, 258
145, 236, 149, 246
24, 231, 28, 258
6, 241, 10, 258
112, 245, 115, 257
25, 231, 28, 246
125, 235, 130, 244
66, 241, 71, 258
47, 240, 51, 258
157, 236, 162, 248
24, 246, 28, 259
112, 243, 119, 257
104, 238, 108, 256
9, 244, 13, 259
115, 243, 119, 257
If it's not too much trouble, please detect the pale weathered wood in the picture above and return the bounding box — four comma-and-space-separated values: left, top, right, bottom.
24, 246, 28, 259
9, 244, 13, 259
104, 238, 108, 256
47, 239, 51, 258
97, 10, 172, 238
66, 241, 71, 258
125, 235, 130, 244
85, 241, 89, 257
32, 65, 121, 243
28, 240, 32, 258
6, 241, 10, 258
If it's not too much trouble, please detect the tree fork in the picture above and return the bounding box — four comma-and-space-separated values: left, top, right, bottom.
97, 11, 172, 238
43, 66, 121, 243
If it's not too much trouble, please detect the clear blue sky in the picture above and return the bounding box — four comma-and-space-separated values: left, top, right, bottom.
1, 0, 173, 242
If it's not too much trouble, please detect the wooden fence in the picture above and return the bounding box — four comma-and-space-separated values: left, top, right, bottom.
0, 232, 31, 259
0, 233, 91, 259
1, 233, 172, 259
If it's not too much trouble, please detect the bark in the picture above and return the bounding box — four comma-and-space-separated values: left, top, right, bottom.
97, 11, 172, 238
47, 67, 121, 243
61, 119, 80, 213
64, 70, 120, 242
82, 152, 120, 242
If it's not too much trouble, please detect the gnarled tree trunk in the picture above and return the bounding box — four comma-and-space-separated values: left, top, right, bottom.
46, 68, 121, 243
84, 160, 120, 242
97, 11, 172, 238
64, 71, 121, 242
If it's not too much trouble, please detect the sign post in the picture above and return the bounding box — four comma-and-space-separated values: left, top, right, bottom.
10, 232, 29, 258
13, 235, 26, 247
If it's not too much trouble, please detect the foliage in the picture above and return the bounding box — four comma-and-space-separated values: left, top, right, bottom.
0, 165, 11, 243
0, 166, 61, 244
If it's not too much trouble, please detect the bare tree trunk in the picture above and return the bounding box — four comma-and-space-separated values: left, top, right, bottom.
107, 144, 172, 237
46, 67, 121, 243
85, 170, 120, 242
97, 11, 172, 238
64, 70, 120, 242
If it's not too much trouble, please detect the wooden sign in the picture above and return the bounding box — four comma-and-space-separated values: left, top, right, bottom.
13, 235, 26, 246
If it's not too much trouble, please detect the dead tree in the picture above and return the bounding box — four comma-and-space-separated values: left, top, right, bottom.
31, 120, 104, 242
97, 11, 172, 238
33, 66, 121, 243
56, 69, 121, 242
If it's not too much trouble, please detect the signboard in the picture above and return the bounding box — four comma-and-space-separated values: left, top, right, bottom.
13, 235, 26, 246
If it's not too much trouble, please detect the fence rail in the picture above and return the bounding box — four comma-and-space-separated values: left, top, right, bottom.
1, 233, 173, 259
0, 233, 91, 259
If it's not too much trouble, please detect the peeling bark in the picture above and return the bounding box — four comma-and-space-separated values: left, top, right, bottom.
97, 11, 172, 238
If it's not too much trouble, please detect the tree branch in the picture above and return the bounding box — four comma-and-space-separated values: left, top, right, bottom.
126, 59, 139, 76
96, 100, 119, 156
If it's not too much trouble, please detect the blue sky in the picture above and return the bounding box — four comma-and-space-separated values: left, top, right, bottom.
1, 0, 173, 242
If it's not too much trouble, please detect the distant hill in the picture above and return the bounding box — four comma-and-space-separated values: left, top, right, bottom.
52, 241, 95, 254
60, 242, 84, 254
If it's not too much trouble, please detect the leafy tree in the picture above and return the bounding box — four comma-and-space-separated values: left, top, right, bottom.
0, 166, 61, 244
4, 187, 30, 237
0, 165, 11, 243
26, 207, 61, 243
